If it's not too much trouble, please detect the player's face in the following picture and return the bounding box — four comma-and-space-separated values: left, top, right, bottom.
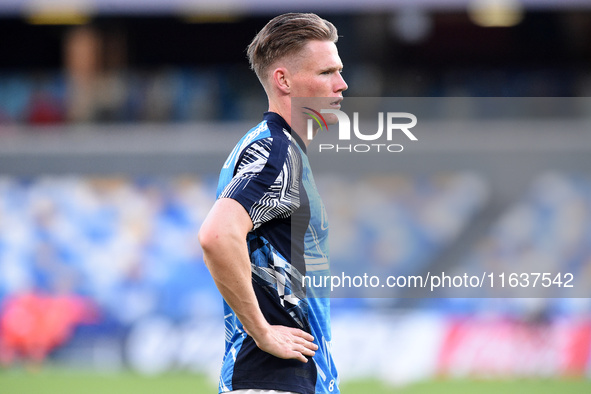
289, 40, 348, 124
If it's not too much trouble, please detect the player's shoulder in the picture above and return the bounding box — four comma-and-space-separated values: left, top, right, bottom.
244, 113, 294, 150
262, 112, 291, 137
239, 116, 286, 146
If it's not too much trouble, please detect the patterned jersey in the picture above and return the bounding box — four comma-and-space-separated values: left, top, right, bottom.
215, 112, 338, 394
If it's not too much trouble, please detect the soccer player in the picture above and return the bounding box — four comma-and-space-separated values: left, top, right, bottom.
198, 12, 347, 394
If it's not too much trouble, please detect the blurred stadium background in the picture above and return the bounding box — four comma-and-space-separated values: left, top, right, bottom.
1, 0, 591, 393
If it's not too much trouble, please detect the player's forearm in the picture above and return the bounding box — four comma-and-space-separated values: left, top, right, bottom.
198, 198, 270, 340
201, 235, 270, 338
200, 198, 317, 363
202, 234, 316, 362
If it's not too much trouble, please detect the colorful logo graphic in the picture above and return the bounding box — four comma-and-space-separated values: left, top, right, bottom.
302, 107, 328, 132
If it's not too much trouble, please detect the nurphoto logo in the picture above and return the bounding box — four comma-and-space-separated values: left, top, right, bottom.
304, 108, 418, 153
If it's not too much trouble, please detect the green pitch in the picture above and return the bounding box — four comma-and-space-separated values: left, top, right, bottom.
343, 378, 591, 394
0, 368, 590, 394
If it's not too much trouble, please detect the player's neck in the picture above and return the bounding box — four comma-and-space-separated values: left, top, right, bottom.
268, 100, 311, 147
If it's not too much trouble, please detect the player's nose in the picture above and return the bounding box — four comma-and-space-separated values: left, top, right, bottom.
335, 72, 348, 93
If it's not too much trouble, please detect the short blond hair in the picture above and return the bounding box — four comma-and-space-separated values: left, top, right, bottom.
247, 13, 338, 84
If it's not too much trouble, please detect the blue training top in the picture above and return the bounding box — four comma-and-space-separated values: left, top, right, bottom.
215, 112, 338, 394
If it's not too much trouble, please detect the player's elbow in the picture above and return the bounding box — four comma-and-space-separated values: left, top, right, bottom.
198, 225, 219, 272
198, 219, 236, 264
198, 198, 253, 267
198, 222, 218, 257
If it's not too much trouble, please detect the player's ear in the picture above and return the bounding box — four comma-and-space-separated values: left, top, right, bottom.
271, 67, 291, 94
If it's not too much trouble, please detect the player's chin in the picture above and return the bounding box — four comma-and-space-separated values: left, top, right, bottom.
323, 113, 339, 125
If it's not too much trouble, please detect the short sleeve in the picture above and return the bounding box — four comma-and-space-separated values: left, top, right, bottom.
218, 137, 302, 229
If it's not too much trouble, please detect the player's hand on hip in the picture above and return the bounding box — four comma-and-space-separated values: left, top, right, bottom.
250, 325, 318, 363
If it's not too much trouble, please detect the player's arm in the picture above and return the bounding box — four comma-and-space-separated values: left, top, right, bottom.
198, 197, 318, 363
